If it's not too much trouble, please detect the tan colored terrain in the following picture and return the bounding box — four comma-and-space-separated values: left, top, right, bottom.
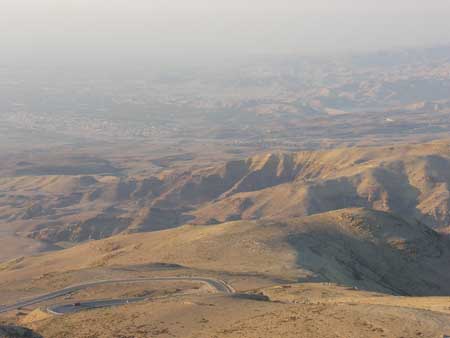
189, 140, 450, 228
1, 208, 449, 296
0, 233, 54, 262
1, 140, 450, 337
11, 284, 450, 338
2, 46, 450, 337
1, 206, 450, 337
62, 280, 207, 301
2, 139, 450, 254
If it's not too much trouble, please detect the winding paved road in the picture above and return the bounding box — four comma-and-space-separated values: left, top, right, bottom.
0, 277, 234, 314
47, 297, 150, 315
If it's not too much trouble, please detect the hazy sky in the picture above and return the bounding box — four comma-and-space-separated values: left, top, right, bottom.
2, 0, 450, 70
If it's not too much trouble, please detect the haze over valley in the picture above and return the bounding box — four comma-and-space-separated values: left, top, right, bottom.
2, 1, 450, 337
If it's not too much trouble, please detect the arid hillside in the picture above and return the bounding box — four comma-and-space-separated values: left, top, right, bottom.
186, 140, 450, 229
14, 284, 450, 338
2, 140, 450, 248
1, 208, 449, 296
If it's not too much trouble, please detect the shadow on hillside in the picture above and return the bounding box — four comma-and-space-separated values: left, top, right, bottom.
286, 227, 450, 296
0, 325, 43, 338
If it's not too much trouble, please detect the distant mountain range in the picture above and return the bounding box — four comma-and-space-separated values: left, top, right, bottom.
1, 139, 450, 247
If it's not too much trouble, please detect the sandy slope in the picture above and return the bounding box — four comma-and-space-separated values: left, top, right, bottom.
20, 284, 450, 338
2, 140, 450, 250
1, 208, 449, 296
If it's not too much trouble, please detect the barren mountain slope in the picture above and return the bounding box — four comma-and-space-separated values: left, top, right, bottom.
2, 140, 450, 247
188, 141, 450, 228
1, 208, 449, 296
20, 285, 450, 338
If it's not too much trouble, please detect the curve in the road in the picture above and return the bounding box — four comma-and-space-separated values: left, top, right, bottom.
47, 297, 149, 315
0, 277, 234, 314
